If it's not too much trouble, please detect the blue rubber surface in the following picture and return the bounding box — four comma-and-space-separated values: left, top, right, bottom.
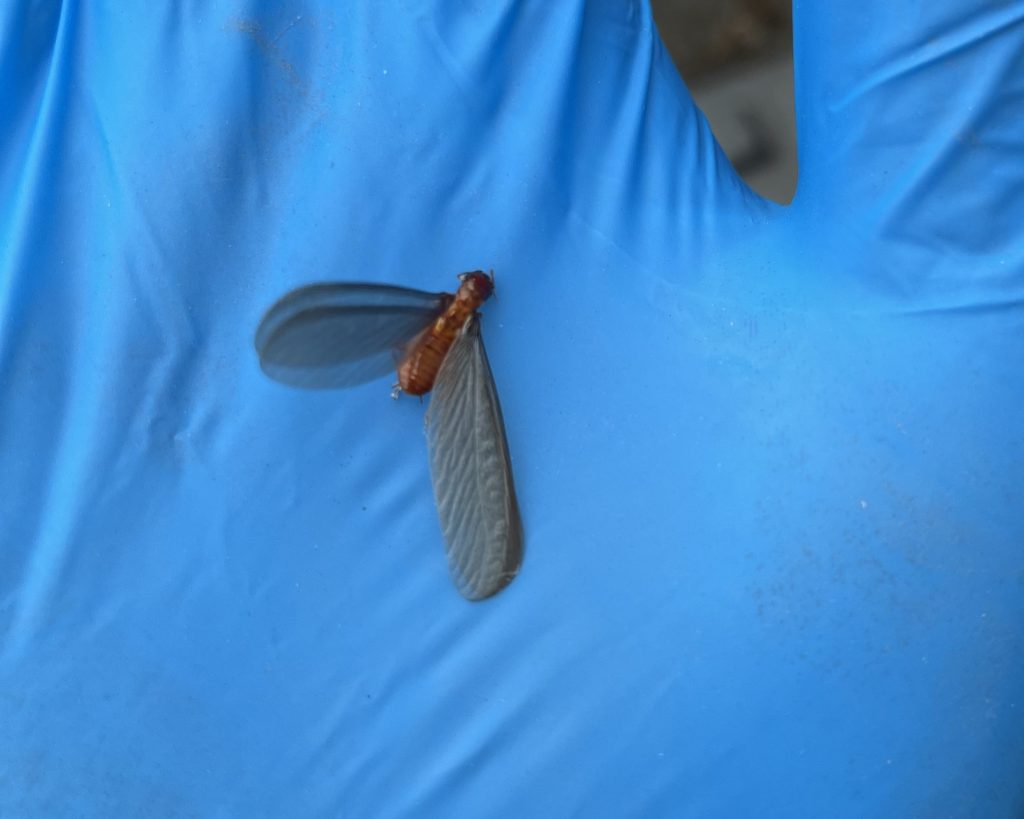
2, 1, 1023, 816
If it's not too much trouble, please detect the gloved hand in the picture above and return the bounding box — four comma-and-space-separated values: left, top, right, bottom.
1, 1, 1021, 816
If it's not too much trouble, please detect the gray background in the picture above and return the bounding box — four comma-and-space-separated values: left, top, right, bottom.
651, 0, 796, 203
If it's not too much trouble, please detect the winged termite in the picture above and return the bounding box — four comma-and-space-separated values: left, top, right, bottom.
254, 271, 523, 601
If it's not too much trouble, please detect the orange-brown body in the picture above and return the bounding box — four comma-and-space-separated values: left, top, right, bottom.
398, 271, 494, 395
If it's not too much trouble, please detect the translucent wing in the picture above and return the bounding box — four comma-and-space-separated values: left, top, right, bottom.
255, 283, 448, 389
426, 317, 523, 601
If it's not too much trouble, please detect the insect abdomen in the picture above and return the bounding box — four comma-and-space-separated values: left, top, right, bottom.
398, 327, 456, 395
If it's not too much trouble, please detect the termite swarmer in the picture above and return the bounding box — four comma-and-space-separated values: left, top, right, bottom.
255, 271, 523, 601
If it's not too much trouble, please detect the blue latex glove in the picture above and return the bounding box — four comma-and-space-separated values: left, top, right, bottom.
2, 1, 1022, 815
